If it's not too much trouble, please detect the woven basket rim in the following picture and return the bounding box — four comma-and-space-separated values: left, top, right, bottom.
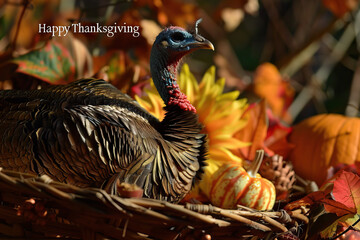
0, 168, 308, 239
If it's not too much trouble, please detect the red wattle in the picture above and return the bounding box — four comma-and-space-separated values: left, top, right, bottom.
166, 83, 196, 112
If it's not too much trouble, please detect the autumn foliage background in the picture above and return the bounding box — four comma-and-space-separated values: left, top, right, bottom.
1, 0, 359, 120
1, 0, 360, 239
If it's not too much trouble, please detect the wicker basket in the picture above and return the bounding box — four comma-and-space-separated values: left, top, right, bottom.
0, 168, 308, 240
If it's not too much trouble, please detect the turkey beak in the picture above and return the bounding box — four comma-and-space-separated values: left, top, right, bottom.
186, 35, 214, 51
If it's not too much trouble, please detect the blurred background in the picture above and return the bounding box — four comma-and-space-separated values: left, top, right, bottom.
0, 0, 359, 124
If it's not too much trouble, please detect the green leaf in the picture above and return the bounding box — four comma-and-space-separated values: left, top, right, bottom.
11, 41, 76, 84
320, 214, 353, 238
308, 212, 340, 238
345, 214, 360, 230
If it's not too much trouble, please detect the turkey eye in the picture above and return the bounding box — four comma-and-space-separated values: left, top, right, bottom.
171, 32, 185, 42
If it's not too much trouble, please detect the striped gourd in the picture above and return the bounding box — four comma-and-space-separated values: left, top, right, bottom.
209, 150, 276, 210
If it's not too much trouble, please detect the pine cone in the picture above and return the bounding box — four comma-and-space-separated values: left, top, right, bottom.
259, 154, 296, 197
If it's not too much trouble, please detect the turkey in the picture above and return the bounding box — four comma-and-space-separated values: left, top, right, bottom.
0, 21, 213, 202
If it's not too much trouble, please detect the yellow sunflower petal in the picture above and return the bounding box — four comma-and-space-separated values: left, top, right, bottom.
179, 64, 199, 101
214, 78, 225, 94
211, 137, 248, 150
217, 90, 240, 101
208, 148, 243, 164
199, 66, 217, 96
135, 95, 152, 111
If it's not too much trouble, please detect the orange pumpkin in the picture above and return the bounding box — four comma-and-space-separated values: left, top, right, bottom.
289, 114, 360, 185
209, 150, 276, 210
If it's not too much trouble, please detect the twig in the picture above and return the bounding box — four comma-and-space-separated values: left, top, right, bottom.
213, 207, 272, 232
232, 210, 288, 232
288, 21, 355, 120
345, 57, 360, 116
262, 0, 295, 49
294, 174, 308, 186
185, 203, 309, 233
0, 169, 309, 238
11, 0, 31, 51
130, 199, 230, 227
279, 18, 338, 76
199, 9, 246, 79
289, 211, 309, 224
292, 0, 320, 45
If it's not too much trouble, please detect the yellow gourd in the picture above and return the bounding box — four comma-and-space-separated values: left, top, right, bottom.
209, 150, 276, 210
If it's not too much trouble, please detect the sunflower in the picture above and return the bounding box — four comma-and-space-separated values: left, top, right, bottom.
135, 64, 249, 197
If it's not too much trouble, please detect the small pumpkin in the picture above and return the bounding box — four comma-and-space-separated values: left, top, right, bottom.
209, 150, 276, 210
289, 114, 360, 185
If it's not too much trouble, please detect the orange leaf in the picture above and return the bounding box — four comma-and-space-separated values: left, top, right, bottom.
251, 63, 294, 121
284, 191, 327, 211
332, 171, 360, 212
234, 100, 270, 160
284, 190, 355, 217
322, 199, 356, 216
264, 108, 294, 159
135, 0, 199, 27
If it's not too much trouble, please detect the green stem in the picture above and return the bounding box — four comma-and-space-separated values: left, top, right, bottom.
247, 150, 265, 178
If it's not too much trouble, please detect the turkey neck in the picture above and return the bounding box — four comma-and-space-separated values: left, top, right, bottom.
150, 46, 196, 113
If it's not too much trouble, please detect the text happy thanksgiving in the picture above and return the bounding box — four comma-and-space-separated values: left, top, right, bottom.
38, 23, 140, 37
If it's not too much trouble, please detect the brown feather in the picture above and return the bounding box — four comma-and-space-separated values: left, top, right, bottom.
0, 79, 207, 202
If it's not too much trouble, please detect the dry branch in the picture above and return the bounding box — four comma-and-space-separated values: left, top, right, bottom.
0, 169, 308, 239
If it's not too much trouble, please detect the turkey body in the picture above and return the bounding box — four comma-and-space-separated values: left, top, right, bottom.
0, 22, 213, 202
0, 79, 206, 202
